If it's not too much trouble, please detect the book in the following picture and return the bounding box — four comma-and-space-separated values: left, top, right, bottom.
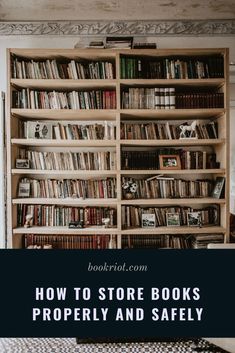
106, 37, 133, 49
211, 177, 225, 199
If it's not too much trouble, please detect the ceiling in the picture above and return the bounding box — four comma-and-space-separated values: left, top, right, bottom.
0, 0, 235, 21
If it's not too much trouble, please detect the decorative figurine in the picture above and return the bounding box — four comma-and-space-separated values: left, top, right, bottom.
179, 120, 198, 139
24, 214, 33, 228
102, 218, 110, 228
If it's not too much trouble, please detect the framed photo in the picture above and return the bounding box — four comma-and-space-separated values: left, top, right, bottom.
166, 213, 181, 227
27, 121, 52, 139
159, 154, 181, 170
187, 211, 202, 227
16, 159, 30, 169
18, 182, 30, 197
211, 177, 225, 199
141, 213, 156, 228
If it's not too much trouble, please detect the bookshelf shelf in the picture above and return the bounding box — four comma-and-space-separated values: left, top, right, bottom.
13, 226, 118, 235
121, 226, 226, 235
120, 78, 225, 87
11, 139, 117, 147
11, 78, 117, 90
120, 198, 226, 206
120, 139, 225, 146
7, 47, 229, 249
11, 109, 117, 121
12, 198, 118, 206
120, 109, 225, 120
120, 169, 225, 175
11, 169, 117, 178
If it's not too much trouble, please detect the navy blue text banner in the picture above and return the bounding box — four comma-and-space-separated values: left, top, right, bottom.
0, 249, 234, 338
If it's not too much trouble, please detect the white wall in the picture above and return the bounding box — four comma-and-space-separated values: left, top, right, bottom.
0, 34, 235, 246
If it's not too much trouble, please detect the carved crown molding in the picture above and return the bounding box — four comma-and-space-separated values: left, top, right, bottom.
0, 20, 234, 36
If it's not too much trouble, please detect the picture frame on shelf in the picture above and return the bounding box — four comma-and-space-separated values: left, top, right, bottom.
18, 181, 30, 198
166, 213, 181, 227
141, 213, 156, 228
15, 159, 30, 169
26, 121, 52, 139
68, 220, 84, 229
211, 177, 225, 199
187, 211, 202, 227
159, 154, 181, 170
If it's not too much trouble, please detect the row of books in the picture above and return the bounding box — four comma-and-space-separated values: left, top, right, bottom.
17, 205, 117, 227
120, 120, 218, 140
122, 88, 175, 109
18, 149, 116, 171
12, 55, 223, 81
121, 205, 219, 228
191, 233, 224, 249
122, 151, 159, 170
24, 233, 224, 250
24, 234, 117, 249
20, 121, 116, 140
121, 149, 219, 170
122, 234, 191, 249
120, 55, 224, 79
12, 58, 115, 79
13, 89, 116, 109
122, 177, 214, 199
176, 93, 224, 109
122, 88, 224, 109
122, 234, 190, 249
18, 178, 117, 199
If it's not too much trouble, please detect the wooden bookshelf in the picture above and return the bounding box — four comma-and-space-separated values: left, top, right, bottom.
120, 139, 225, 146
12, 198, 118, 206
6, 48, 230, 249
11, 139, 116, 147
121, 226, 226, 235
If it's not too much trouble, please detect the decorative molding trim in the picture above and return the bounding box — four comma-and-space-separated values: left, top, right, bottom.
0, 20, 235, 36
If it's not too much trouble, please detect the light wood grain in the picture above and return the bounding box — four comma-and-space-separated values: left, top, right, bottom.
11, 138, 116, 147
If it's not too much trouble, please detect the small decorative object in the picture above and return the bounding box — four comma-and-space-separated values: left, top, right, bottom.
27, 245, 41, 249
102, 218, 110, 228
166, 213, 181, 227
141, 213, 156, 228
179, 120, 198, 139
16, 159, 30, 169
43, 244, 53, 249
122, 180, 138, 199
187, 211, 202, 227
211, 177, 225, 199
159, 155, 181, 170
24, 214, 33, 228
68, 220, 84, 229
105, 36, 133, 49
18, 181, 30, 197
27, 121, 52, 139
